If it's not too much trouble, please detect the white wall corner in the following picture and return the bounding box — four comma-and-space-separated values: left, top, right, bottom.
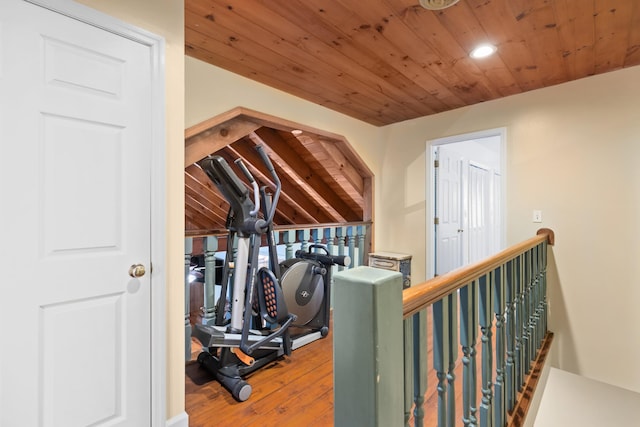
166, 411, 189, 427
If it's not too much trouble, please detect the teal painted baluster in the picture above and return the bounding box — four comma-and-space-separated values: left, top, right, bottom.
505, 260, 516, 412
404, 314, 414, 427
538, 244, 546, 345
311, 227, 321, 249
413, 309, 428, 427
433, 301, 446, 427
478, 274, 493, 427
493, 267, 506, 427
515, 254, 525, 390
446, 295, 458, 427
535, 244, 546, 348
531, 247, 538, 361
184, 237, 193, 362
273, 229, 282, 265
520, 252, 529, 377
433, 294, 458, 427
460, 281, 478, 427
531, 245, 542, 350
299, 229, 310, 253
541, 241, 549, 338
324, 227, 336, 287
523, 249, 533, 371
202, 236, 218, 325
336, 227, 346, 271
325, 227, 336, 255
357, 225, 366, 267
282, 230, 295, 260
228, 235, 238, 308
526, 248, 536, 363
347, 226, 356, 266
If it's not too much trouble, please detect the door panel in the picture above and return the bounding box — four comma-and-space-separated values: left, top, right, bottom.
435, 146, 463, 275
0, 1, 152, 425
468, 163, 491, 264
41, 294, 125, 426
43, 115, 123, 254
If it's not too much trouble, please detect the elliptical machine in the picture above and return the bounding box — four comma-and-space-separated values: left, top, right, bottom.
192, 145, 349, 402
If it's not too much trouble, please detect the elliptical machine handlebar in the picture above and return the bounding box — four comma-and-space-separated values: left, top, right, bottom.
198, 144, 281, 235
255, 145, 281, 227
295, 244, 351, 267
234, 158, 260, 216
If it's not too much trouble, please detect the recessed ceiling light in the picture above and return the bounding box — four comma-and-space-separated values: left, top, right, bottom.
291, 129, 303, 135
470, 43, 497, 59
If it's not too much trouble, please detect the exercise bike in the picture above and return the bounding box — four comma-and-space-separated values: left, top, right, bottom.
192, 145, 349, 402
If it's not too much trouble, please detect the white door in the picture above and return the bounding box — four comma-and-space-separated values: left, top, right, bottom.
434, 146, 463, 275
467, 163, 491, 264
492, 171, 503, 255
0, 1, 152, 425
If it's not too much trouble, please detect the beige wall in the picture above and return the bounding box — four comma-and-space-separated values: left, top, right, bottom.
185, 56, 383, 169
381, 65, 640, 392
75, 0, 185, 419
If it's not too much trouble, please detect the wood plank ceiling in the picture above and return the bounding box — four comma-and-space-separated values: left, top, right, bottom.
184, 0, 640, 236
186, 0, 640, 126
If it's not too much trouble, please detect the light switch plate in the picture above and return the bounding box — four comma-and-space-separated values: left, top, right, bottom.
533, 210, 542, 223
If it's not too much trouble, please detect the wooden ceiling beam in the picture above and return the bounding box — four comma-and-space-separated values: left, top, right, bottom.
185, 116, 261, 167
185, 196, 219, 229
297, 133, 365, 197
247, 134, 346, 222
185, 166, 218, 198
185, 173, 228, 224
213, 147, 301, 225
280, 131, 363, 216
224, 139, 332, 224
254, 127, 360, 221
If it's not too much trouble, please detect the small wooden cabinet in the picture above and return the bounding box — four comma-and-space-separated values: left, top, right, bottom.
368, 251, 412, 288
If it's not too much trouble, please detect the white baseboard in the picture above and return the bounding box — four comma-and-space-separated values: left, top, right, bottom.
166, 411, 189, 427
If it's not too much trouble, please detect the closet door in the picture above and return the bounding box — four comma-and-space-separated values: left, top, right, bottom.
0, 1, 153, 425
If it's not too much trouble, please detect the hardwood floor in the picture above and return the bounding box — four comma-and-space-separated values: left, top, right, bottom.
185, 309, 445, 427
184, 310, 545, 427
185, 328, 335, 427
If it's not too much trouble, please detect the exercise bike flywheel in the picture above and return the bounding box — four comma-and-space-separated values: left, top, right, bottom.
279, 260, 325, 326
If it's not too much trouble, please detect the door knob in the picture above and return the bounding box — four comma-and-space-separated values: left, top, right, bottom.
129, 264, 146, 278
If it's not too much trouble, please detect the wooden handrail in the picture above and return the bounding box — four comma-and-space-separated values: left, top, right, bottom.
402, 228, 554, 318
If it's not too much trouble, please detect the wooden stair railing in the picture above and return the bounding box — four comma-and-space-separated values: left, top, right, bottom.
333, 228, 554, 427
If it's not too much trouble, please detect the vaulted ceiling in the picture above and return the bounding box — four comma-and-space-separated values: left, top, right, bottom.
184, 0, 640, 235
185, 0, 640, 127
185, 108, 373, 236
